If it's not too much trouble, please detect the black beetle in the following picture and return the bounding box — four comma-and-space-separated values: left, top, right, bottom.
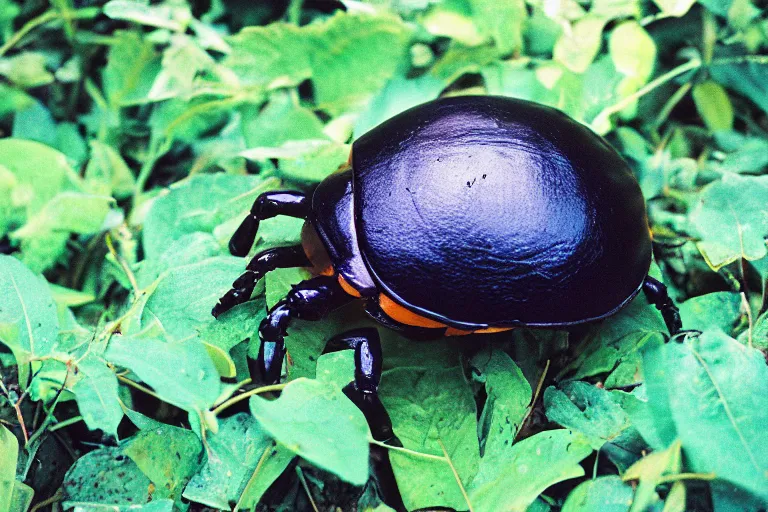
212, 95, 682, 440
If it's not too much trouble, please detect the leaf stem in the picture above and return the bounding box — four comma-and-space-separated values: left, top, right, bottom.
117, 374, 164, 402
296, 466, 320, 512
369, 438, 448, 462
233, 444, 273, 512
439, 439, 475, 512
591, 58, 701, 132
49, 415, 83, 432
212, 383, 287, 416
658, 472, 717, 483
0, 8, 99, 57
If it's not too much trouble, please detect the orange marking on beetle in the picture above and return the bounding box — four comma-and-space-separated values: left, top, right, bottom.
378, 293, 447, 328
445, 326, 514, 336
338, 274, 362, 297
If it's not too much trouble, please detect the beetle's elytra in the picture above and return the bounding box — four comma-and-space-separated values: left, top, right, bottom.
212, 95, 683, 441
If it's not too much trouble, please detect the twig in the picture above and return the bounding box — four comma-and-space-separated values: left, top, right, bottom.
30, 489, 64, 512
516, 359, 550, 439
233, 444, 273, 512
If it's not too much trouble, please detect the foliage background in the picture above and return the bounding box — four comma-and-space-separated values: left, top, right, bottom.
1, 0, 768, 510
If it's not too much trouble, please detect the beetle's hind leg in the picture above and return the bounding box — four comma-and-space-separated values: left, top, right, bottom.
212, 245, 310, 318
643, 275, 682, 336
323, 328, 395, 442
229, 191, 309, 257
253, 275, 353, 383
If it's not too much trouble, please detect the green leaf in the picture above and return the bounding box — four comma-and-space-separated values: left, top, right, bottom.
106, 335, 221, 413
309, 13, 412, 114
62, 445, 154, 507
468, 0, 527, 55
689, 173, 768, 269
380, 366, 479, 510
123, 424, 203, 503
224, 23, 312, 89
265, 266, 312, 309
652, 0, 698, 16
249, 378, 370, 485
0, 424, 18, 512
84, 140, 136, 199
468, 430, 593, 512
609, 21, 656, 81
8, 482, 33, 512
678, 291, 741, 334
554, 16, 608, 73
72, 354, 123, 438
643, 331, 768, 499
544, 382, 631, 450
692, 81, 734, 131
103, 30, 161, 107
103, 0, 189, 31
140, 256, 243, 341
0, 255, 58, 359
561, 475, 634, 512
710, 59, 768, 116
241, 91, 327, 148
0, 52, 53, 88
182, 413, 294, 509
470, 349, 531, 454
623, 440, 682, 512
142, 173, 274, 260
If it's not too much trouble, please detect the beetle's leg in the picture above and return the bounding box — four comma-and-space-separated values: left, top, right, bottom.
643, 275, 682, 336
253, 275, 353, 384
323, 328, 395, 442
229, 191, 309, 257
212, 245, 309, 318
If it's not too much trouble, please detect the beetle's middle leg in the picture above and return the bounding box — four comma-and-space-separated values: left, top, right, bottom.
212, 245, 310, 318
643, 275, 682, 336
253, 275, 352, 383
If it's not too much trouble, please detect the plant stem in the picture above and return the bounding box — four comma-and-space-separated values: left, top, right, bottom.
212, 383, 287, 416
369, 438, 448, 462
0, 8, 99, 57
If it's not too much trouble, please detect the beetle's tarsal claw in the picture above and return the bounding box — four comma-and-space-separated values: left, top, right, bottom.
229, 215, 259, 257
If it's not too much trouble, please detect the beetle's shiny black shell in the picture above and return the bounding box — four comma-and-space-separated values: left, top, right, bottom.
351, 96, 651, 329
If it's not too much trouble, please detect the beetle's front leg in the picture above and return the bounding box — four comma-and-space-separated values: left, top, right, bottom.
251, 275, 353, 383
643, 275, 682, 336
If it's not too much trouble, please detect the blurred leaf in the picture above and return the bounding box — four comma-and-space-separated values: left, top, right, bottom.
224, 23, 311, 89
643, 331, 768, 499
561, 475, 634, 512
0, 52, 53, 88
106, 335, 221, 414
380, 366, 479, 510
689, 173, 768, 269
468, 430, 593, 512
0, 255, 58, 361
692, 81, 734, 131
0, 424, 18, 512
710, 59, 768, 116
554, 16, 608, 73
103, 30, 161, 107
103, 0, 189, 31
249, 378, 370, 485
84, 140, 136, 199
310, 13, 412, 113
609, 21, 656, 80
678, 292, 741, 333
183, 413, 294, 509
72, 354, 123, 438
711, 131, 768, 174
468, 0, 527, 55
653, 0, 699, 16
241, 92, 326, 148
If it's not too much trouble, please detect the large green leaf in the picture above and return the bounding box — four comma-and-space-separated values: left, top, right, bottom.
561, 476, 634, 512
0, 255, 58, 361
71, 354, 123, 438
380, 366, 479, 511
182, 413, 294, 509
0, 424, 18, 512
643, 331, 768, 499
249, 378, 370, 485
689, 173, 768, 269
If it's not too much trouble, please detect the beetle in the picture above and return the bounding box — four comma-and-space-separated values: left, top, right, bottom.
211, 95, 683, 440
